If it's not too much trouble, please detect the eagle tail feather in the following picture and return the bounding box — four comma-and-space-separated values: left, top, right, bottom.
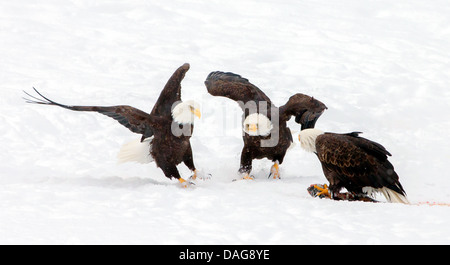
379, 187, 410, 204
363, 186, 409, 204
117, 137, 153, 164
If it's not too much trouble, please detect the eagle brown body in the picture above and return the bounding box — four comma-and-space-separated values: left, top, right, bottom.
299, 129, 408, 203
24, 63, 199, 184
205, 71, 327, 178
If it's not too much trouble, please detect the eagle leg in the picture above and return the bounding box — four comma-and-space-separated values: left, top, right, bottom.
268, 161, 281, 179
159, 163, 194, 188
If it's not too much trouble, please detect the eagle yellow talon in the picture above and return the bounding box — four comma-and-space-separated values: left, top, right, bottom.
190, 170, 198, 181
178, 178, 191, 188
314, 184, 331, 198
242, 174, 255, 180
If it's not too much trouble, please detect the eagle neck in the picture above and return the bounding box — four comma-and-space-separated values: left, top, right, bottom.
278, 104, 290, 122
298, 128, 324, 153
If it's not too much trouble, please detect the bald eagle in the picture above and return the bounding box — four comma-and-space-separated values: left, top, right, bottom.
298, 129, 409, 203
23, 63, 201, 187
205, 71, 327, 180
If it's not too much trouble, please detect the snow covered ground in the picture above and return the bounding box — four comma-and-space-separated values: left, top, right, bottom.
1, 0, 450, 244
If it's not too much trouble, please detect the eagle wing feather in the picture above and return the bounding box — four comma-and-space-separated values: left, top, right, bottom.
204, 71, 272, 107
150, 63, 190, 118
279, 93, 327, 127
24, 87, 156, 140
316, 133, 376, 179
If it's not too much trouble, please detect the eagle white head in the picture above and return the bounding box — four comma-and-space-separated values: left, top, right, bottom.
171, 100, 201, 124
243, 113, 273, 136
298, 128, 324, 153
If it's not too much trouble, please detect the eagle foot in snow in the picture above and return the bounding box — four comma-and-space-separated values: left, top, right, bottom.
307, 184, 379, 202
232, 174, 255, 182
178, 178, 195, 188
307, 184, 331, 199
189, 170, 212, 181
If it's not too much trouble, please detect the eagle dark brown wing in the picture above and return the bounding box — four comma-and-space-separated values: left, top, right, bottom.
348, 133, 392, 161
205, 71, 272, 110
205, 72, 326, 129
316, 133, 377, 178
150, 63, 190, 118
315, 132, 406, 196
24, 87, 157, 141
279, 93, 327, 129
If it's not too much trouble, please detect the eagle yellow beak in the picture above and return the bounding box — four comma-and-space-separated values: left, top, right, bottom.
191, 108, 201, 119
248, 124, 258, 132
298, 134, 301, 142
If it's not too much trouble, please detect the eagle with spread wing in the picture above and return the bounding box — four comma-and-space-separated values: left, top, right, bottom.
205, 71, 327, 180
24, 63, 201, 187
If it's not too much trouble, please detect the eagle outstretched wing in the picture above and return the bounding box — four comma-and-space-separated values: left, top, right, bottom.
205, 71, 326, 128
150, 63, 190, 118
205, 71, 272, 109
23, 87, 156, 141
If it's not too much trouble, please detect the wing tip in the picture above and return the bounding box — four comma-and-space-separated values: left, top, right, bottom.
180, 63, 190, 70
345, 131, 363, 137
206, 71, 248, 83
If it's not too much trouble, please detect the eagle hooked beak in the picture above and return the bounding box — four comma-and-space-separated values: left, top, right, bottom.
248, 124, 258, 133
191, 108, 201, 119
299, 110, 325, 130
243, 113, 272, 136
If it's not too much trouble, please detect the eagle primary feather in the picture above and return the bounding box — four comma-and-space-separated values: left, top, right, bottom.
205, 71, 272, 105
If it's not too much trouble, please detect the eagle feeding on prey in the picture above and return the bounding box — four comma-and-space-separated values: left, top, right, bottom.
23, 63, 201, 187
298, 129, 409, 203
205, 71, 327, 180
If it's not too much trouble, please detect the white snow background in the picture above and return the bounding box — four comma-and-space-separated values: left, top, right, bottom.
1, 0, 449, 244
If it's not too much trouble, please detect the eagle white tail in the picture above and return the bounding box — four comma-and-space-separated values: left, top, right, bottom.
380, 188, 410, 204
363, 187, 410, 204
117, 138, 153, 164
